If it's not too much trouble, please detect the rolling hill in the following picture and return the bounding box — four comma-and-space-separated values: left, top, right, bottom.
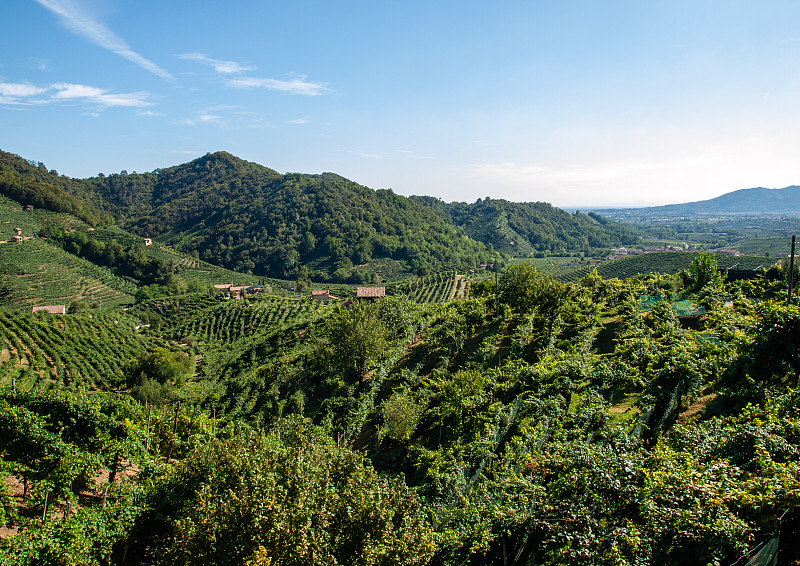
1, 149, 642, 282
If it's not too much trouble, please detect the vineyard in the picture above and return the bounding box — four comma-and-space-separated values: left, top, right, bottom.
0, 309, 152, 390
552, 251, 773, 282
86, 225, 268, 289
388, 271, 470, 303
164, 295, 325, 344
0, 240, 136, 310
0, 194, 83, 242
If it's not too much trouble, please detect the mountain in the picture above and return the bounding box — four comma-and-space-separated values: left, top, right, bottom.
599, 185, 800, 217
412, 195, 640, 255
0, 149, 640, 282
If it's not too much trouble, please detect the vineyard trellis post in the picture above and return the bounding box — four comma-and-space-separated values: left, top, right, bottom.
788, 235, 796, 304
41, 488, 50, 521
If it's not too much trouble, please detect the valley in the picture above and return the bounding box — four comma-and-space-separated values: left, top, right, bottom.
0, 149, 798, 565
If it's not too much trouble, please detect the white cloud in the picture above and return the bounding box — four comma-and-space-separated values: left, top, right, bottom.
470, 154, 731, 186
1, 80, 152, 108
227, 75, 326, 96
34, 0, 173, 81
288, 117, 311, 124
50, 82, 152, 107
0, 82, 48, 100
177, 53, 255, 74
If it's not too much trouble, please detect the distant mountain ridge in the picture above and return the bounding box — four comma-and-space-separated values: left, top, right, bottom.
0, 149, 639, 281
599, 185, 800, 217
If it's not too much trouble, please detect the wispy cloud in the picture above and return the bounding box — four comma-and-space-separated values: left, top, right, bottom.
0, 82, 48, 101
33, 0, 173, 81
227, 75, 326, 96
470, 154, 731, 186
288, 116, 311, 124
51, 83, 152, 107
344, 150, 385, 159
177, 53, 255, 74
28, 57, 50, 71
0, 80, 152, 108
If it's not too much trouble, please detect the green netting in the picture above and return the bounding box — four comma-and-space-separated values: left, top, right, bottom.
638, 294, 706, 317
744, 532, 778, 566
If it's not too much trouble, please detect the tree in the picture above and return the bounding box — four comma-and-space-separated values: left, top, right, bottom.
320, 301, 389, 388
136, 420, 435, 566
498, 263, 568, 318
681, 252, 722, 294
127, 348, 190, 403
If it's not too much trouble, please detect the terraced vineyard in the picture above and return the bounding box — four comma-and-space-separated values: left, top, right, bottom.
0, 239, 136, 309
0, 309, 152, 389
164, 295, 325, 344
552, 252, 773, 282
388, 271, 470, 303
87, 225, 267, 288
0, 193, 84, 241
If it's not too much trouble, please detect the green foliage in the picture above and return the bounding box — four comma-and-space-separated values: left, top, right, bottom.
498, 263, 568, 317
681, 251, 723, 294
412, 196, 640, 255
381, 391, 425, 442
318, 301, 390, 386
136, 420, 435, 565
0, 150, 105, 225
743, 301, 800, 382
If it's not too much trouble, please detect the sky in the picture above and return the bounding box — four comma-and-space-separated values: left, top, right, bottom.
2, 1, 800, 208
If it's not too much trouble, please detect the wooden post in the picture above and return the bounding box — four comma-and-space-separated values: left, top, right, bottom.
145, 404, 152, 451
789, 235, 796, 304
42, 489, 50, 521
166, 402, 180, 462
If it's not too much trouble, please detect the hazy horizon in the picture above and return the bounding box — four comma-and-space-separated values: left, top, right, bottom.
3, 1, 800, 208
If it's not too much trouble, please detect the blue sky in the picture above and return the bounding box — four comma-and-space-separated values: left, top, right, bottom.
2, 1, 800, 208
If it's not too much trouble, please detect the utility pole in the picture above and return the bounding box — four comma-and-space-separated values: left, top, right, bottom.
788, 235, 796, 304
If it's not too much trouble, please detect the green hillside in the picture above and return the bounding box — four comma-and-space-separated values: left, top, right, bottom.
1, 150, 646, 283
1, 242, 799, 565
412, 195, 641, 254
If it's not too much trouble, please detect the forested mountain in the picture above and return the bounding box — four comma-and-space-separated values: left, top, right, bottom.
599, 185, 800, 217
0, 150, 640, 282
413, 195, 640, 255
0, 150, 107, 225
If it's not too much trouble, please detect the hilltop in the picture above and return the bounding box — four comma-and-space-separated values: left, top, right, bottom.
0, 149, 640, 282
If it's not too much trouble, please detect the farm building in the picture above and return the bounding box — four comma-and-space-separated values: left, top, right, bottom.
245, 285, 266, 295
143, 238, 153, 246
356, 286, 385, 299
33, 305, 66, 314
312, 290, 339, 302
